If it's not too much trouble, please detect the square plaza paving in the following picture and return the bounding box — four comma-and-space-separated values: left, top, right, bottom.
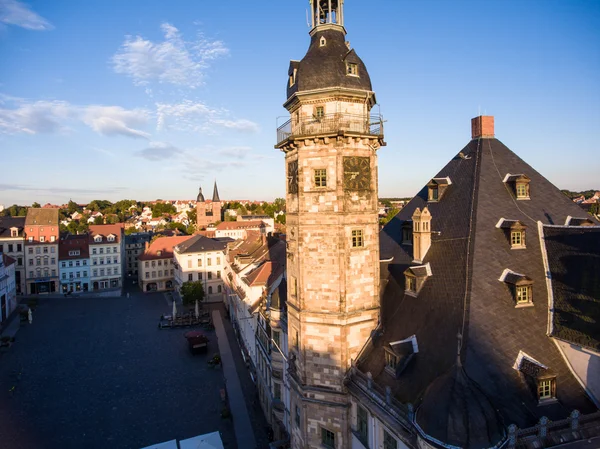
0, 290, 271, 449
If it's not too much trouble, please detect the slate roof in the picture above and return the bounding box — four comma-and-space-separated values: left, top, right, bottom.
0, 216, 25, 237
25, 208, 59, 226
174, 234, 226, 254
541, 225, 600, 352
196, 187, 205, 203
359, 126, 598, 441
287, 28, 372, 99
212, 181, 220, 203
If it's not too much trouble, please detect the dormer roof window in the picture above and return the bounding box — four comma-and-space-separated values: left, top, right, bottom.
496, 218, 527, 249
499, 269, 534, 307
346, 62, 358, 76
404, 263, 432, 297
513, 351, 557, 404
10, 227, 18, 237
107, 234, 116, 242
319, 36, 326, 47
503, 173, 531, 200
427, 177, 452, 202
94, 235, 103, 243
565, 216, 596, 226
384, 335, 419, 378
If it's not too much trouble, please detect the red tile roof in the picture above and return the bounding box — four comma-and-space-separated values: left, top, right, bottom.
59, 234, 90, 260
243, 261, 284, 287
138, 235, 193, 261
89, 224, 124, 244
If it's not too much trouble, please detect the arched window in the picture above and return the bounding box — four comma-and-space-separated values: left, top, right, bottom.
218, 285, 222, 293
208, 286, 213, 294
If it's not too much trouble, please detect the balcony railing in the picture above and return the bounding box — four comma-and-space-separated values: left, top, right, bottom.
276, 113, 384, 146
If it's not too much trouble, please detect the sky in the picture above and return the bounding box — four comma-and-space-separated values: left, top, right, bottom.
0, 0, 599, 205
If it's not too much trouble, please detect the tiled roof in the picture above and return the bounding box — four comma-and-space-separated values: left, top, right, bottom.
139, 235, 192, 261
25, 208, 59, 226
0, 216, 26, 237
542, 225, 600, 352
174, 234, 226, 254
243, 261, 284, 287
59, 234, 90, 260
360, 131, 598, 439
88, 224, 124, 244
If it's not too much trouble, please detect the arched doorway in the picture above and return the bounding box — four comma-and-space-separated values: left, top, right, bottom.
166, 280, 173, 289
146, 283, 157, 292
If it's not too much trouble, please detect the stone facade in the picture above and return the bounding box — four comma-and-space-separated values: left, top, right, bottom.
278, 2, 385, 447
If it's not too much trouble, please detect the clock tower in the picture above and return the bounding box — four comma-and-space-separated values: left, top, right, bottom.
276, 1, 385, 447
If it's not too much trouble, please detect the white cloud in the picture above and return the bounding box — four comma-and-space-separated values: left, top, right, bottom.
155, 100, 258, 134
0, 0, 53, 30
0, 96, 150, 138
135, 141, 182, 161
218, 146, 252, 159
82, 105, 150, 139
112, 23, 229, 89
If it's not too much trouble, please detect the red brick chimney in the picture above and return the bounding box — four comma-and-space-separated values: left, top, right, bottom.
471, 115, 494, 139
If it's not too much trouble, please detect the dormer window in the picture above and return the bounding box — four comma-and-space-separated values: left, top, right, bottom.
496, 219, 527, 249
346, 62, 358, 76
94, 235, 102, 243
514, 351, 557, 403
10, 228, 18, 237
565, 216, 596, 226
107, 235, 115, 242
40, 236, 45, 242
503, 174, 531, 200
404, 263, 432, 297
427, 177, 451, 202
499, 269, 533, 307
319, 36, 327, 47
384, 335, 418, 378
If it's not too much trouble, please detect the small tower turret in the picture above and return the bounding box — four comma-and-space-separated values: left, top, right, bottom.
309, 0, 345, 33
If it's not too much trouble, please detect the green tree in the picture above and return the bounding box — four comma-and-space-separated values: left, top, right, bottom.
151, 202, 176, 218
67, 200, 79, 214
125, 227, 138, 235
273, 198, 286, 213
180, 281, 205, 306
379, 208, 399, 226
187, 208, 197, 224
94, 216, 104, 225
32, 202, 41, 208
77, 222, 89, 233
186, 224, 196, 235
67, 221, 79, 235
168, 222, 188, 234
275, 213, 286, 225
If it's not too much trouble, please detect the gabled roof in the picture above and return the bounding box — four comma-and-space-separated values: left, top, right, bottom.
540, 225, 600, 352
243, 261, 284, 288
174, 234, 226, 254
89, 224, 124, 244
361, 119, 599, 438
59, 234, 90, 260
25, 208, 59, 226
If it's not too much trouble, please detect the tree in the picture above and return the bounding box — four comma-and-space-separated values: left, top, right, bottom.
187, 208, 197, 225
180, 281, 205, 306
125, 227, 138, 235
168, 222, 187, 234
94, 216, 104, 225
379, 208, 399, 226
32, 202, 41, 208
67, 200, 79, 214
275, 214, 286, 225
151, 202, 176, 218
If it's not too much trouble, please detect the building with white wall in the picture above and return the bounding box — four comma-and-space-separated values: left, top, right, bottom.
59, 234, 90, 293
0, 216, 26, 295
0, 254, 17, 324
88, 224, 124, 291
173, 235, 227, 303
138, 235, 191, 292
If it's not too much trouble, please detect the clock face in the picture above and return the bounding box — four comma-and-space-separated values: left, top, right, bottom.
288, 160, 299, 194
343, 156, 371, 191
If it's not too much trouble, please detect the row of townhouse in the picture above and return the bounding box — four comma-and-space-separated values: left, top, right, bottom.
222, 231, 292, 443
0, 210, 125, 295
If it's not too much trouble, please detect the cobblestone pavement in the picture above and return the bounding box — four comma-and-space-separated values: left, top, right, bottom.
0, 285, 270, 449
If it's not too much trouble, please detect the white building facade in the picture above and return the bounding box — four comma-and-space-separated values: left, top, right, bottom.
89, 225, 124, 291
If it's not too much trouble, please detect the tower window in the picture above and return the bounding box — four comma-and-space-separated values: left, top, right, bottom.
351, 229, 364, 248
428, 186, 439, 201
503, 173, 530, 200
385, 349, 398, 372
384, 429, 398, 449
357, 405, 368, 443
320, 36, 327, 47
346, 62, 358, 76
314, 169, 327, 187
314, 106, 325, 119
321, 427, 335, 449
405, 274, 416, 293
538, 378, 554, 400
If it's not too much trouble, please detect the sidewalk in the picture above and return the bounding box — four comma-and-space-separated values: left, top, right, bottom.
212, 309, 257, 449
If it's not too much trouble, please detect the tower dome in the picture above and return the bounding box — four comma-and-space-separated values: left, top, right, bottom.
286, 0, 372, 100
416, 363, 505, 448
196, 187, 205, 203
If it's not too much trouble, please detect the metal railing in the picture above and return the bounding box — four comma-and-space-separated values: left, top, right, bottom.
276, 113, 384, 145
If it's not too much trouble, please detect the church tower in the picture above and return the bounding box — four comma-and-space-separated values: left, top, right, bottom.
195, 181, 222, 229
276, 1, 384, 447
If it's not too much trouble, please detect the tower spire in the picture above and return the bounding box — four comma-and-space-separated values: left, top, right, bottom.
212, 180, 220, 203
309, 0, 345, 34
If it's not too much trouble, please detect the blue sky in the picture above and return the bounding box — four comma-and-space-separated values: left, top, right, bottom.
0, 0, 598, 205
